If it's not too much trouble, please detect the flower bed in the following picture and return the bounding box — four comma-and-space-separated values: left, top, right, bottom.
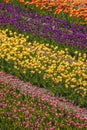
0, 28, 87, 107
4, 0, 87, 22
0, 3, 87, 50
0, 74, 87, 129
0, 1, 87, 129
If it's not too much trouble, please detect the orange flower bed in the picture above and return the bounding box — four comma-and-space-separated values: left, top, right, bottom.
4, 0, 87, 22
24, 0, 87, 22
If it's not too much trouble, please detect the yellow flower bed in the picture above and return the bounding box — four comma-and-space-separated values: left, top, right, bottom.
0, 29, 87, 96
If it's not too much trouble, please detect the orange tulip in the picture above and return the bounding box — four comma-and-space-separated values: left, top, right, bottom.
20, 0, 24, 3
4, 0, 9, 3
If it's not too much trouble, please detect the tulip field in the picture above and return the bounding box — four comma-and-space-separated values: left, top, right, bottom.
0, 0, 87, 129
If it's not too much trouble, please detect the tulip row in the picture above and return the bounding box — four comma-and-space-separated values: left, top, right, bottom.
0, 71, 87, 129
0, 3, 87, 50
24, 0, 87, 22
0, 28, 87, 106
4, 0, 87, 22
